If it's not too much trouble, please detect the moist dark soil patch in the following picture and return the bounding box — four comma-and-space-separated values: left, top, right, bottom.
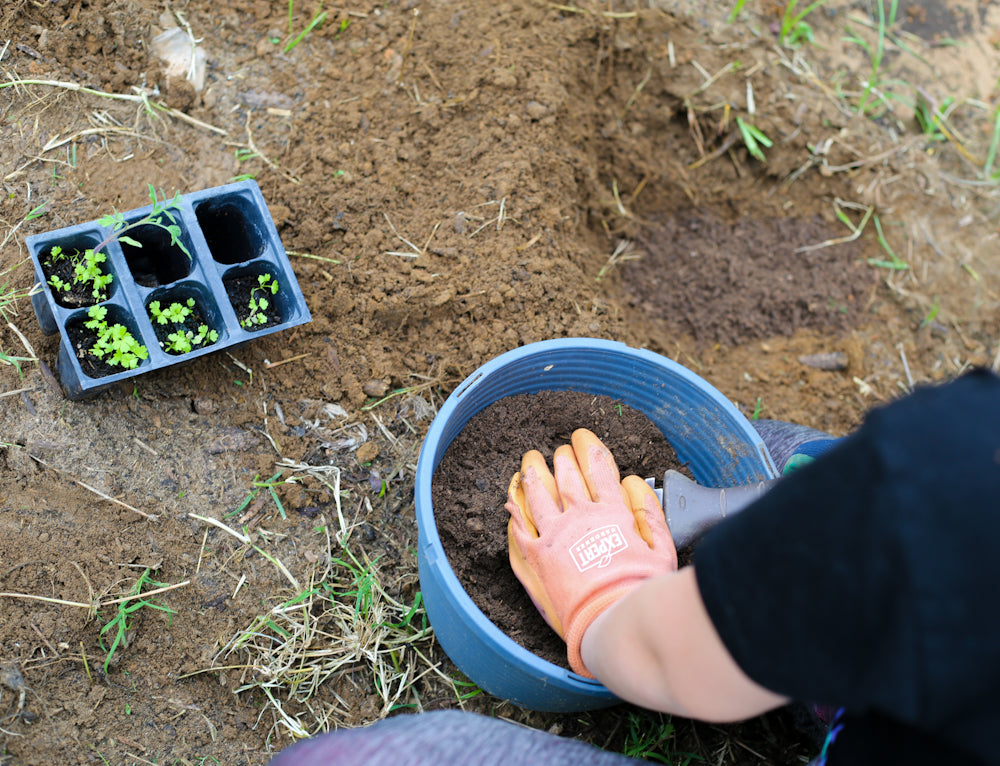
623, 209, 876, 347
149, 300, 219, 355
224, 272, 282, 330
40, 248, 111, 308
433, 390, 691, 669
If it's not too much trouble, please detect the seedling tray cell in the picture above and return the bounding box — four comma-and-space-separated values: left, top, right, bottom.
26, 180, 311, 399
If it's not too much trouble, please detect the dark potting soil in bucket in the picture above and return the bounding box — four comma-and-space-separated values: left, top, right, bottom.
433, 390, 692, 670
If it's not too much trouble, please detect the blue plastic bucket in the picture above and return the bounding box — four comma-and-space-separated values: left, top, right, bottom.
415, 338, 778, 711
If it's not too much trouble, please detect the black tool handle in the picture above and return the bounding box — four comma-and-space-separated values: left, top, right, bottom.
662, 470, 779, 548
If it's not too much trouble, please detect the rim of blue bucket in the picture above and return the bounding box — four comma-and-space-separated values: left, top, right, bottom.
414, 337, 776, 697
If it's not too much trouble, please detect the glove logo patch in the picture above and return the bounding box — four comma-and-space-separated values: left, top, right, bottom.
570, 524, 628, 572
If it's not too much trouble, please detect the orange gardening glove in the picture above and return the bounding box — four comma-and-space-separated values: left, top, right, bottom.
506, 428, 678, 677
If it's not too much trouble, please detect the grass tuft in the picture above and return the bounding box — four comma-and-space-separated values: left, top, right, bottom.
209, 520, 440, 740
98, 569, 180, 673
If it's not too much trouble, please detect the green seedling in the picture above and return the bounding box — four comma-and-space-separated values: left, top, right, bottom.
46, 245, 114, 300
736, 117, 773, 161
164, 324, 218, 354
867, 213, 908, 271
0, 349, 35, 379
727, 0, 749, 23
844, 0, 898, 116
779, 0, 829, 48
149, 298, 219, 354
43, 185, 188, 303
96, 184, 190, 259
982, 105, 1000, 181
230, 148, 260, 182
0, 279, 33, 323
920, 296, 941, 329
914, 96, 954, 142
450, 676, 483, 701
328, 547, 379, 620
620, 711, 693, 764
25, 201, 48, 222
83, 305, 149, 369
47, 274, 71, 293
240, 273, 280, 328
285, 1, 327, 53
728, 0, 826, 47
99, 568, 177, 673
228, 471, 285, 519
149, 298, 193, 326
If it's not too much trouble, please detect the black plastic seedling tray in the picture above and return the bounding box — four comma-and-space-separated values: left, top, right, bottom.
27, 180, 311, 399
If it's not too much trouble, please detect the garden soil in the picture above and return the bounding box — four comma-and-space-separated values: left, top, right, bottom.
433, 390, 691, 668
1, 1, 999, 764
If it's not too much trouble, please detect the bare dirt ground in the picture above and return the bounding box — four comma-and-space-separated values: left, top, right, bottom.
1, 0, 998, 764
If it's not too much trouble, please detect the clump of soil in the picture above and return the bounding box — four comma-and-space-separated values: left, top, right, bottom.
433, 390, 688, 668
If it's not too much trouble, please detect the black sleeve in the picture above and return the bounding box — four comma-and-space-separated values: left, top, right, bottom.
694, 369, 1000, 731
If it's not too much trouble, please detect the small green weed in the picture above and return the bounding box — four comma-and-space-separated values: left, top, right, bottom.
99, 568, 177, 673
228, 471, 286, 519
914, 95, 954, 143
450, 676, 483, 701
736, 117, 773, 161
728, 0, 827, 47
328, 547, 379, 620
867, 214, 909, 271
231, 148, 260, 182
285, 1, 327, 53
84, 305, 149, 369
24, 201, 49, 222
0, 349, 34, 378
620, 710, 693, 764
982, 105, 1000, 181
0, 280, 32, 323
844, 0, 898, 117
779, 0, 829, 48
920, 296, 940, 328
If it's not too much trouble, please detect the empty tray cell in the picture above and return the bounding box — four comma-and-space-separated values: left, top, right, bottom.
65, 303, 149, 379
223, 264, 291, 331
38, 233, 116, 309
122, 220, 195, 287
145, 282, 225, 355
195, 194, 265, 264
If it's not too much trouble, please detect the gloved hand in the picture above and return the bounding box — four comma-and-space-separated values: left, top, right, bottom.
506, 428, 677, 677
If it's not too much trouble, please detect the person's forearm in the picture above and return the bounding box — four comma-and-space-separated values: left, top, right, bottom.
580, 566, 789, 722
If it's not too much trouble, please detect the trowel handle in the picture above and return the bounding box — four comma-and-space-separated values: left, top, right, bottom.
661, 470, 779, 549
